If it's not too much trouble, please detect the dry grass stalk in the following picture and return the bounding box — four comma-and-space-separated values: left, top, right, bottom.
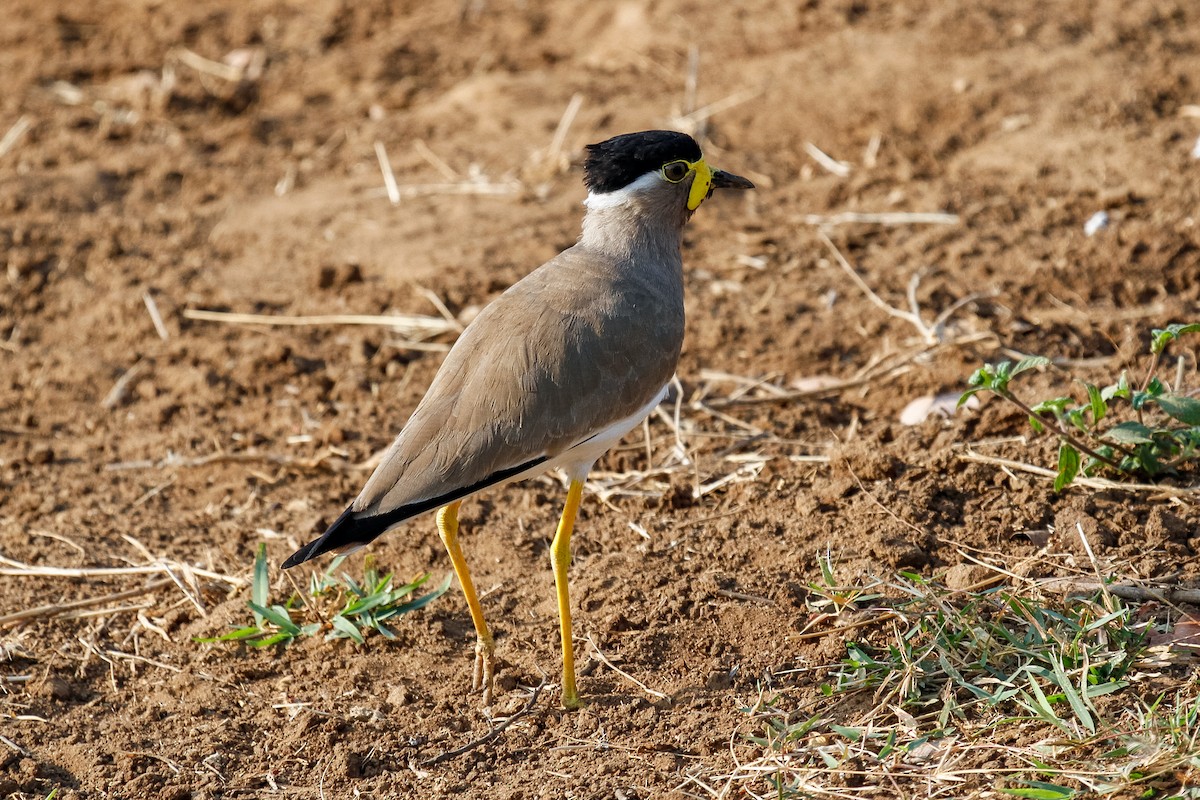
158, 561, 208, 617
1012, 302, 1167, 325
1036, 576, 1200, 605
374, 140, 402, 205
846, 467, 927, 538
802, 211, 958, 226
692, 326, 990, 414
577, 363, 845, 500
413, 286, 465, 331
692, 402, 764, 436
274, 163, 297, 196
183, 307, 458, 341
821, 231, 930, 339
49, 80, 85, 105
171, 47, 256, 83
803, 142, 852, 177
1074, 521, 1114, 607
584, 634, 669, 701
101, 359, 147, 410
794, 610, 904, 642
133, 608, 171, 634
0, 115, 31, 158
368, 180, 521, 200
673, 88, 761, 133
383, 339, 452, 353
104, 446, 363, 474
0, 735, 30, 757
414, 139, 460, 180
863, 132, 883, 168
544, 93, 584, 172
122, 751, 182, 776
421, 681, 545, 766
131, 477, 176, 507
683, 45, 700, 118
583, 467, 674, 502
819, 231, 989, 345
106, 648, 181, 674
695, 458, 767, 498
703, 365, 907, 409
710, 735, 1053, 800
959, 450, 1200, 500
714, 588, 772, 604
0, 578, 173, 628
32, 529, 86, 555
0, 554, 245, 586
142, 292, 169, 340
697, 369, 791, 400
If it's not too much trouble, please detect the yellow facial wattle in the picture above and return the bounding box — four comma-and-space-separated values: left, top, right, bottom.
686, 158, 713, 211
662, 157, 715, 211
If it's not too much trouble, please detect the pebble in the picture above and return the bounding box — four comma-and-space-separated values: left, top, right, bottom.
1084, 210, 1109, 236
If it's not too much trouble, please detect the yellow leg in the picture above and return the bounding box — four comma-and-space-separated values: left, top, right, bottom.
436, 501, 495, 706
551, 479, 585, 710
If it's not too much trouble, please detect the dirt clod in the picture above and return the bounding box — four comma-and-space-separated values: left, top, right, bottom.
32, 675, 74, 701
25, 445, 54, 465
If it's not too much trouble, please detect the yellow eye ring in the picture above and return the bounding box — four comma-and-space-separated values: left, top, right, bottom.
662, 160, 690, 183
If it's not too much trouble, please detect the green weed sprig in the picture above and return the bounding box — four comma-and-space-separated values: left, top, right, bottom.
961, 323, 1200, 491
198, 544, 450, 647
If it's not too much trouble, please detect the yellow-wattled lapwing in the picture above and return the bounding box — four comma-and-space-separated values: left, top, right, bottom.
283, 130, 753, 709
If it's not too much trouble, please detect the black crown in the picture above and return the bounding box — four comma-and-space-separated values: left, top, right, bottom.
583, 130, 703, 194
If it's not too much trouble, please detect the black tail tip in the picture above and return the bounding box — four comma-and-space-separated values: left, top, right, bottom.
280, 545, 312, 570
280, 507, 372, 570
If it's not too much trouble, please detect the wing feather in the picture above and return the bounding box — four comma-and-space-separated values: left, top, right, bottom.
351, 244, 684, 517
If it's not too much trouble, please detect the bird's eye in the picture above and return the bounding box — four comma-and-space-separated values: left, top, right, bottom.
662, 160, 690, 182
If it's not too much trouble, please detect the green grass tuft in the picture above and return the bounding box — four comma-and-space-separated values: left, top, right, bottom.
724, 558, 1200, 798
197, 544, 450, 648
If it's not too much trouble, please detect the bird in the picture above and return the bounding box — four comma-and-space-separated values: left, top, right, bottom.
282, 130, 753, 709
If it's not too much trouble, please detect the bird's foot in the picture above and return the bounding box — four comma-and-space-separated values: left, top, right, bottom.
472, 635, 495, 706
561, 687, 583, 711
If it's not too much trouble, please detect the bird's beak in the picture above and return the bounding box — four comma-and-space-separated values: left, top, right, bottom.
688, 161, 755, 210
711, 170, 755, 190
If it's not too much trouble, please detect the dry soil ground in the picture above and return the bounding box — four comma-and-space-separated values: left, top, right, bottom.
3, 0, 1200, 798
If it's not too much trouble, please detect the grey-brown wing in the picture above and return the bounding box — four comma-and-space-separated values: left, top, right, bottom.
352, 246, 684, 517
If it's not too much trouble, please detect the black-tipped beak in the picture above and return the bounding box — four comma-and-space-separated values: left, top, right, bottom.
711, 170, 755, 190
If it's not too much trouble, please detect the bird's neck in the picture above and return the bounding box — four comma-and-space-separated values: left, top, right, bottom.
578, 200, 687, 265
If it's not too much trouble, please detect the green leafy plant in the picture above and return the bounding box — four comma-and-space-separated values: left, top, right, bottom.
961, 323, 1200, 491
199, 544, 450, 647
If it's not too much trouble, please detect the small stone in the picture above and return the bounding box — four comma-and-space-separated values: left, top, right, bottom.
315, 262, 364, 291
1084, 210, 1109, 236
315, 265, 337, 289
885, 543, 930, 570
386, 685, 413, 706
943, 564, 989, 591
34, 675, 73, 700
